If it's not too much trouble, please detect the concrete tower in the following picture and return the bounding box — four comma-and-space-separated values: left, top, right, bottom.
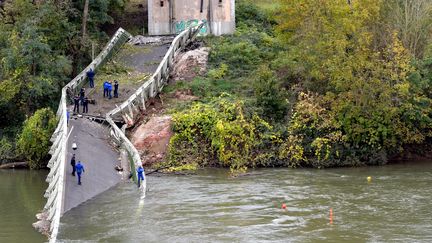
148, 0, 235, 36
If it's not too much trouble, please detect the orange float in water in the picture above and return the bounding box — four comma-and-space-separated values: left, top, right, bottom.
329, 208, 333, 224
281, 203, 287, 209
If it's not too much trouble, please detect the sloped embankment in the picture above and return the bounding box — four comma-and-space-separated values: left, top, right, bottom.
129, 45, 209, 166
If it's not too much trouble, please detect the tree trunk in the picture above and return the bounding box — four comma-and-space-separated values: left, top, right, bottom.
0, 162, 28, 169
77, 0, 90, 72
81, 0, 89, 44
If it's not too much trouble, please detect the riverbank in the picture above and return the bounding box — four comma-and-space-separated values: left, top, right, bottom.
126, 39, 432, 175
125, 0, 432, 174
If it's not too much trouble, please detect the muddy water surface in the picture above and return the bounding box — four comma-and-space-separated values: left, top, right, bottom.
58, 161, 432, 242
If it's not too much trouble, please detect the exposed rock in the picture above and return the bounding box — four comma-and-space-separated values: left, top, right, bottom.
33, 212, 50, 236
130, 116, 173, 165
36, 212, 46, 220
170, 47, 210, 82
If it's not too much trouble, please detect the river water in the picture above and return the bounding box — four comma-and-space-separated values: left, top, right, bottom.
55, 161, 432, 242
1, 162, 432, 242
0, 169, 47, 243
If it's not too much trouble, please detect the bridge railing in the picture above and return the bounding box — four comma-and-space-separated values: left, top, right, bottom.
105, 24, 204, 190
41, 28, 132, 242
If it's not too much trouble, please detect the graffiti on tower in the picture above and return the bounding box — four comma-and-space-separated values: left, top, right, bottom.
175, 19, 209, 35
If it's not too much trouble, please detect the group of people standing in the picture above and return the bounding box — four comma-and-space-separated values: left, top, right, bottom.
73, 88, 89, 113
72, 68, 93, 114
72, 68, 122, 114
103, 80, 119, 99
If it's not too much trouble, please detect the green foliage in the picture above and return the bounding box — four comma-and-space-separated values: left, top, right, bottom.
236, 0, 276, 34
195, 22, 282, 116
72, 0, 126, 31
268, 0, 432, 167
168, 96, 278, 174
168, 77, 240, 101
207, 63, 228, 80
206, 5, 280, 79
165, 163, 198, 172
253, 66, 288, 121
167, 0, 432, 169
98, 60, 130, 75
17, 108, 57, 169
208, 38, 261, 77
0, 138, 15, 163
0, 0, 125, 164
0, 2, 72, 132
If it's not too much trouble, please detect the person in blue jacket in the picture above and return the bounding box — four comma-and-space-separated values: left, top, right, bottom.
103, 81, 109, 97
66, 110, 70, 125
137, 166, 145, 188
75, 161, 85, 185
86, 68, 95, 88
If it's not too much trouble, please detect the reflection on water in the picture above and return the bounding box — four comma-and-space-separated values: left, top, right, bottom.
0, 169, 47, 243
58, 161, 432, 242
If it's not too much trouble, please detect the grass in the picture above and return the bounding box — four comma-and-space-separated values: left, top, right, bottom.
96, 71, 151, 87
88, 59, 150, 99
117, 44, 151, 59
96, 45, 152, 88
252, 0, 281, 11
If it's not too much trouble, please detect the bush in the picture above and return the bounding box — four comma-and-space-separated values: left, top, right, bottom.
0, 138, 15, 163
17, 108, 57, 169
207, 63, 228, 80
279, 92, 394, 168
253, 66, 288, 121
236, 0, 276, 33
168, 96, 278, 174
208, 40, 261, 77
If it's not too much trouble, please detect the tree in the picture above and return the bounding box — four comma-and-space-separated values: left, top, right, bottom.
17, 108, 57, 169
275, 0, 432, 165
383, 0, 432, 58
81, 0, 89, 42
0, 0, 126, 164
276, 0, 382, 93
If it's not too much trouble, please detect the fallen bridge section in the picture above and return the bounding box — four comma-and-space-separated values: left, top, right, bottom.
37, 25, 204, 243
63, 118, 122, 213
105, 23, 205, 195
35, 28, 132, 243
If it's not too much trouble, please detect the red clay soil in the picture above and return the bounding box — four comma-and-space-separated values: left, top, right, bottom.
130, 115, 172, 166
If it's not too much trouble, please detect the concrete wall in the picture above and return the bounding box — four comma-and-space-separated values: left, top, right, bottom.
208, 0, 235, 36
148, 0, 171, 35
148, 0, 235, 36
